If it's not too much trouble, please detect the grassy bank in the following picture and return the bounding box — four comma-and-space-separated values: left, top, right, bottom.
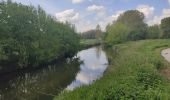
55, 39, 170, 100
80, 39, 101, 48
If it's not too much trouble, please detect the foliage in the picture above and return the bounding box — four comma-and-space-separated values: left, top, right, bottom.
104, 10, 148, 46
0, 1, 80, 70
81, 30, 96, 39
137, 66, 162, 90
105, 22, 129, 46
161, 17, 170, 38
117, 10, 148, 40
55, 39, 170, 100
146, 25, 160, 39
81, 24, 103, 40
96, 24, 102, 40
80, 39, 101, 48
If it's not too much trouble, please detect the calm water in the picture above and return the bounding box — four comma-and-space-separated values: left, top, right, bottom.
0, 46, 108, 100
67, 46, 108, 90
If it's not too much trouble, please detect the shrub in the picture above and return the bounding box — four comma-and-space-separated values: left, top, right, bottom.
0, 1, 80, 69
161, 17, 170, 38
105, 23, 129, 46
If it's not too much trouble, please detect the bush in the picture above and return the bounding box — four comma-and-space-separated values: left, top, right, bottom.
161, 17, 170, 38
0, 1, 80, 69
105, 23, 129, 46
117, 10, 148, 40
104, 10, 148, 46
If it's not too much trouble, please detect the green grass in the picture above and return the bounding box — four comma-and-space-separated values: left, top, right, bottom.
80, 39, 101, 47
54, 39, 170, 100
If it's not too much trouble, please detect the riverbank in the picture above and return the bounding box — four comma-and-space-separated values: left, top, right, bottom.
0, 57, 66, 75
80, 39, 102, 48
55, 39, 170, 100
0, 1, 80, 74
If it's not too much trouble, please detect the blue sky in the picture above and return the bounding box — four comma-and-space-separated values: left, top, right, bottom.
12, 0, 170, 32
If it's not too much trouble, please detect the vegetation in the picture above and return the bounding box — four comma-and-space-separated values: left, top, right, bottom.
54, 10, 170, 100
55, 39, 170, 100
81, 30, 97, 39
0, 1, 80, 71
104, 10, 148, 45
105, 23, 129, 46
147, 25, 160, 39
80, 39, 101, 48
81, 25, 103, 40
1, 0, 170, 99
116, 10, 148, 40
96, 24, 102, 40
80, 25, 102, 47
161, 17, 170, 38
104, 10, 170, 46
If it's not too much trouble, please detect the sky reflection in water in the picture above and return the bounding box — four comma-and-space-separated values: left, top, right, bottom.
67, 46, 108, 90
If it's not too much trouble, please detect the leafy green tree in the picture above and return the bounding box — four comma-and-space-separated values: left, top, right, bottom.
0, 1, 80, 70
105, 23, 129, 46
81, 30, 97, 39
117, 10, 148, 40
104, 10, 148, 46
161, 17, 170, 38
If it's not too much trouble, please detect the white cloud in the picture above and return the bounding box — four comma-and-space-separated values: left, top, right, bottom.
76, 10, 124, 32
86, 4, 106, 17
97, 10, 124, 31
75, 19, 96, 32
148, 8, 170, 25
71, 0, 84, 4
55, 9, 80, 23
87, 5, 105, 12
147, 16, 161, 25
137, 5, 154, 18
81, 10, 124, 32
87, 5, 105, 13
169, 0, 170, 4
135, 5, 170, 26
111, 10, 124, 21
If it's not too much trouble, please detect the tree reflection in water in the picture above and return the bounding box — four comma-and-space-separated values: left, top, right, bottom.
0, 46, 109, 100
67, 46, 108, 90
0, 59, 80, 100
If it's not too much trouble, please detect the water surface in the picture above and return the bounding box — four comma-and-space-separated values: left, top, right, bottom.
0, 46, 108, 100
67, 46, 108, 90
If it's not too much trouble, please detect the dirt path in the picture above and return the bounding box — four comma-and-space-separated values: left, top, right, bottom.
161, 48, 170, 63
161, 48, 170, 81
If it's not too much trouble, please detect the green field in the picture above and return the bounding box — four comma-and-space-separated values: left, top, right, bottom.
55, 39, 170, 100
80, 39, 101, 47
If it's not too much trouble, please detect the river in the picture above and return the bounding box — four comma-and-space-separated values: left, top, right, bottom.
0, 46, 108, 100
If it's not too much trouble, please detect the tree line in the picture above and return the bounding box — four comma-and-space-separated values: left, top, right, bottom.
0, 0, 80, 71
81, 24, 103, 40
104, 10, 170, 46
